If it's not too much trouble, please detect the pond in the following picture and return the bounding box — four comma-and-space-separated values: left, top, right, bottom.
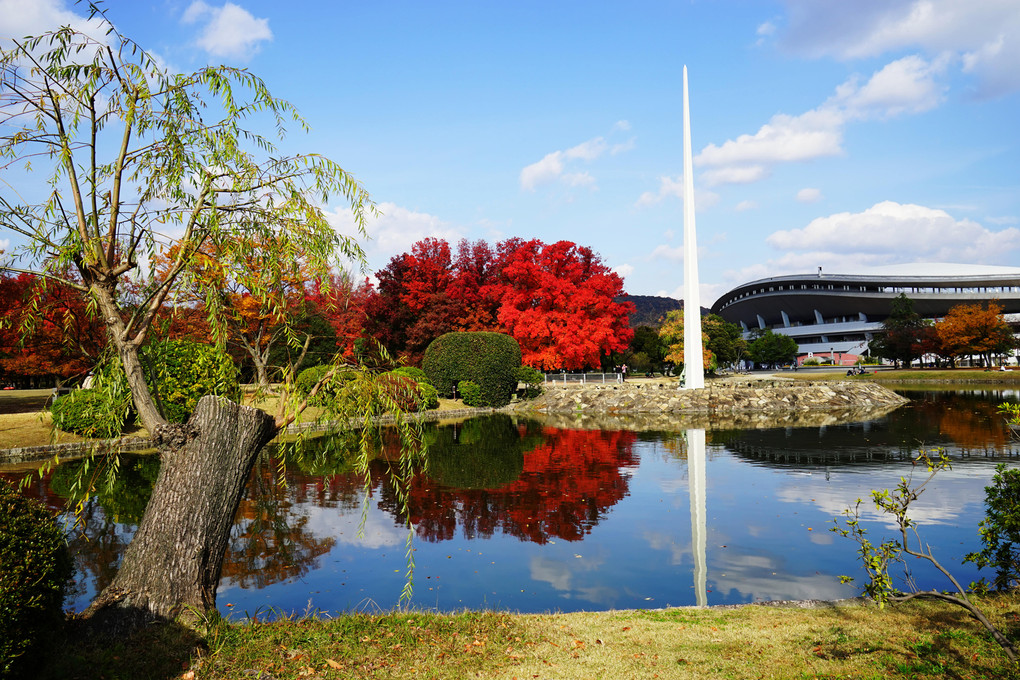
5, 388, 1020, 618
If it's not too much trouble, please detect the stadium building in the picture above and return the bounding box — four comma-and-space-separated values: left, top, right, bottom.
709, 264, 1020, 364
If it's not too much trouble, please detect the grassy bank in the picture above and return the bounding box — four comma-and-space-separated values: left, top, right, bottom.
42, 594, 1020, 679
784, 368, 1020, 384
0, 389, 470, 451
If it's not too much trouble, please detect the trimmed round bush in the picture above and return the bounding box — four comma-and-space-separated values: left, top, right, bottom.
458, 380, 482, 407
423, 332, 522, 407
50, 388, 128, 439
1, 479, 73, 678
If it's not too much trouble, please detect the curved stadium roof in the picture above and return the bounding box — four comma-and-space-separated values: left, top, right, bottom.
709, 264, 1020, 354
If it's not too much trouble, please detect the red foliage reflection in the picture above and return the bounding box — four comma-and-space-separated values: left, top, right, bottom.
392, 427, 639, 544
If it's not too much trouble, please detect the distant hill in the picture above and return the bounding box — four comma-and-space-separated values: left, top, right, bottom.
618, 295, 712, 327
614, 295, 686, 327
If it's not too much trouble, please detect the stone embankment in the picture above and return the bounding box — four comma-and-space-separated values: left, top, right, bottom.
509, 378, 909, 429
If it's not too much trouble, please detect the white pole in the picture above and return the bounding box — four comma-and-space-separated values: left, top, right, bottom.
682, 65, 705, 390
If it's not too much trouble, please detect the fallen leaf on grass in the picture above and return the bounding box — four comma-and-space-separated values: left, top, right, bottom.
325, 659, 342, 670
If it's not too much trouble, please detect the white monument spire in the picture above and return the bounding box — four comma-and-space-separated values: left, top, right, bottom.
682, 66, 705, 389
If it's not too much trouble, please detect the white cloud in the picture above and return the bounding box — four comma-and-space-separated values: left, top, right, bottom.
735, 200, 758, 212
182, 1, 272, 61
636, 176, 682, 206
796, 187, 822, 203
702, 165, 769, 187
0, 0, 99, 38
326, 201, 464, 273
519, 151, 565, 192
563, 171, 596, 188
611, 139, 636, 155
656, 282, 723, 305
987, 215, 1019, 226
649, 244, 685, 262
832, 54, 949, 119
765, 200, 1020, 265
519, 124, 634, 192
695, 107, 844, 170
565, 137, 607, 161
754, 19, 778, 48
635, 175, 719, 209
780, 0, 1020, 96
0, 0, 110, 64
612, 263, 634, 279
694, 55, 947, 187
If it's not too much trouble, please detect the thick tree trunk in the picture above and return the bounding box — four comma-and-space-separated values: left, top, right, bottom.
85, 395, 277, 622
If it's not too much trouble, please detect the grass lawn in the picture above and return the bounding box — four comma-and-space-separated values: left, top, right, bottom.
41, 594, 1020, 679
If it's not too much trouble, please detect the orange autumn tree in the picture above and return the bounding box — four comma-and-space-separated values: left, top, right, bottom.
156, 235, 335, 387
934, 301, 1015, 368
658, 308, 715, 371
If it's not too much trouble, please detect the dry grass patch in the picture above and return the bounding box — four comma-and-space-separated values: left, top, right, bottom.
502, 598, 1020, 680
0, 410, 89, 450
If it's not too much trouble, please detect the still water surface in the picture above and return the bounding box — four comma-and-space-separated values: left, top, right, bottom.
7, 388, 1020, 617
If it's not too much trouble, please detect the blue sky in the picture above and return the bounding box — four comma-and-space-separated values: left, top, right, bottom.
2, 0, 1019, 305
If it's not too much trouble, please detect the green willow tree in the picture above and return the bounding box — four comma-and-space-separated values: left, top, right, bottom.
1, 8, 422, 622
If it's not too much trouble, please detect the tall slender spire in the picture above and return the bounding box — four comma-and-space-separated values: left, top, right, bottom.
682, 66, 705, 389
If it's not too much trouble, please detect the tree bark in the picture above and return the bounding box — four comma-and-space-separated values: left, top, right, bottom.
85, 395, 277, 622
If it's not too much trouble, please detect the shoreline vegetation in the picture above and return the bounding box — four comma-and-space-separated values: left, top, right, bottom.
5, 367, 1020, 453
6, 371, 1020, 677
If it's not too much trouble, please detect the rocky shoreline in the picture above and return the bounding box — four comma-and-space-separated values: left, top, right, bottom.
508, 378, 909, 425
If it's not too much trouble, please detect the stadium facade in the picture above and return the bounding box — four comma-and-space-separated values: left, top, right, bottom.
709, 264, 1020, 362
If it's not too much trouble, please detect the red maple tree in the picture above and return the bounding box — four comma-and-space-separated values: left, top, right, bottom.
0, 272, 106, 387
363, 237, 633, 369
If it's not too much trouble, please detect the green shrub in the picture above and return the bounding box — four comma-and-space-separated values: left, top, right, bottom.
295, 364, 333, 399
379, 372, 426, 412
141, 340, 239, 422
391, 366, 431, 385
50, 388, 128, 439
458, 380, 482, 407
0, 479, 73, 678
52, 341, 239, 435
417, 382, 439, 410
515, 366, 544, 399
423, 332, 521, 407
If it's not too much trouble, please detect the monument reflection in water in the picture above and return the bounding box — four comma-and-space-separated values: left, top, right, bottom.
7, 390, 1018, 617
